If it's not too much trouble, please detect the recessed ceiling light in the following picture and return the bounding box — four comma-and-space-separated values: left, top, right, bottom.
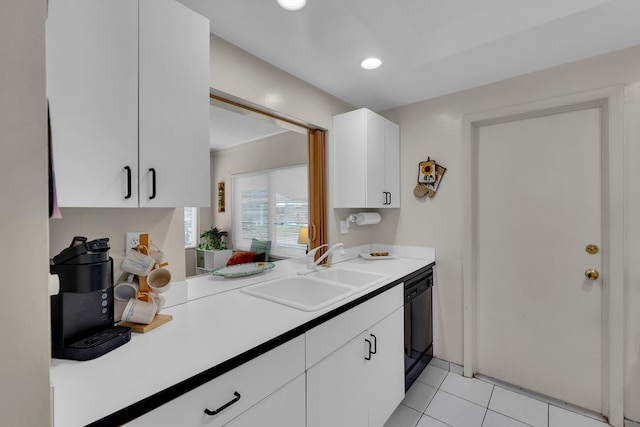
361, 57, 382, 70
277, 0, 306, 11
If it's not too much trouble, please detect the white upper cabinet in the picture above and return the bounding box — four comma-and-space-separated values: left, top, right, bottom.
47, 0, 211, 208
333, 108, 400, 208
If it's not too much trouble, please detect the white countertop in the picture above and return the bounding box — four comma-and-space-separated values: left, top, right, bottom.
50, 245, 434, 426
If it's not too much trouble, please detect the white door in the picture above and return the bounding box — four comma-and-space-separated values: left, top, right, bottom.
475, 106, 603, 412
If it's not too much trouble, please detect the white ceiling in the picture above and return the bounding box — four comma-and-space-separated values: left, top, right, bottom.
179, 0, 640, 113
209, 104, 287, 151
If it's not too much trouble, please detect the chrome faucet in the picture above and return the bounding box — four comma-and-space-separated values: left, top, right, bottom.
298, 243, 345, 275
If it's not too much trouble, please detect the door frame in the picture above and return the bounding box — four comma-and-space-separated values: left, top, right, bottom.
461, 87, 624, 426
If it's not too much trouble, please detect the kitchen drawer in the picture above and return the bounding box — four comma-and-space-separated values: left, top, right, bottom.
305, 285, 402, 368
126, 335, 305, 426
223, 374, 305, 427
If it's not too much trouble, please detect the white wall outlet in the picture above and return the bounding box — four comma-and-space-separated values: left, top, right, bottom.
125, 232, 145, 254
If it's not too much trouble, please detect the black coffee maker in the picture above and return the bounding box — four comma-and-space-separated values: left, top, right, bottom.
50, 236, 130, 361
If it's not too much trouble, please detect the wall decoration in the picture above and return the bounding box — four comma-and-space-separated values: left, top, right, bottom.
418, 158, 437, 184
414, 158, 446, 199
217, 182, 225, 212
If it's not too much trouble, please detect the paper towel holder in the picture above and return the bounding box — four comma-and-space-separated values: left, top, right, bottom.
340, 212, 382, 234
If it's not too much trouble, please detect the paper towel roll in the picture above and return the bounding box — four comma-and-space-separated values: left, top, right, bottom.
355, 212, 381, 225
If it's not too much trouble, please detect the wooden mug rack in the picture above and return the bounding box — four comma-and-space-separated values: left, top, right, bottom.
118, 233, 173, 333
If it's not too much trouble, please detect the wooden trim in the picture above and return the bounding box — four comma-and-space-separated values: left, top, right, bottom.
308, 129, 328, 259
210, 93, 316, 132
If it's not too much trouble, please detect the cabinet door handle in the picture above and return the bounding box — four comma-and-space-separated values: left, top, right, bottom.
387, 192, 391, 205
124, 166, 132, 199
364, 338, 372, 360
370, 334, 377, 355
149, 168, 156, 200
204, 391, 241, 416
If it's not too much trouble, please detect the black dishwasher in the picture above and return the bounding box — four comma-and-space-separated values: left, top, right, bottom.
404, 266, 433, 391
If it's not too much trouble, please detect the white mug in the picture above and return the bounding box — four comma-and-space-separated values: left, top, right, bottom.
121, 296, 157, 324
147, 268, 171, 293
114, 282, 139, 301
148, 291, 166, 313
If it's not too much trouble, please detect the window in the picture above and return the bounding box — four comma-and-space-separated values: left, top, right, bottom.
232, 165, 308, 258
184, 207, 198, 248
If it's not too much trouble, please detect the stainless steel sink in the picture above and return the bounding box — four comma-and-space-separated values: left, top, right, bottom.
240, 268, 389, 311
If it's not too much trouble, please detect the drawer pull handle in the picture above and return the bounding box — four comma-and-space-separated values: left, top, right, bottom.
204, 391, 241, 416
364, 338, 372, 360
370, 334, 377, 355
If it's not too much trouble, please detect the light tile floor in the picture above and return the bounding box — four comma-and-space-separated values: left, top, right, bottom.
385, 364, 612, 427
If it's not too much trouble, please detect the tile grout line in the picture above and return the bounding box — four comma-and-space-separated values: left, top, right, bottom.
486, 408, 537, 427
437, 388, 488, 411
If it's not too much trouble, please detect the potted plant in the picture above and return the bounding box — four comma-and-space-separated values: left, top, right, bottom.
196, 227, 233, 272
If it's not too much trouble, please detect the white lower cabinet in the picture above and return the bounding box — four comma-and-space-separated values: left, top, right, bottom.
306, 287, 405, 427
125, 285, 405, 427
126, 335, 305, 426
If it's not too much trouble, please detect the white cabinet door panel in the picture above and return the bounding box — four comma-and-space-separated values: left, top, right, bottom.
365, 110, 386, 208
333, 109, 367, 208
367, 307, 405, 427
383, 119, 400, 208
47, 0, 138, 207
139, 0, 210, 207
307, 332, 369, 427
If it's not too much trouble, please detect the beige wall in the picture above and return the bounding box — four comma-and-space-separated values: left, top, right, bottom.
50, 208, 186, 279
209, 34, 361, 248
1, 0, 52, 425
378, 45, 640, 422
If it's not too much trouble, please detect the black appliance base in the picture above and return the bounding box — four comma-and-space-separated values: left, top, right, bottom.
405, 348, 433, 391
53, 326, 131, 361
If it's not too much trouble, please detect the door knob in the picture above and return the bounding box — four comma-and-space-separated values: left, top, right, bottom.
585, 244, 599, 254
585, 269, 599, 280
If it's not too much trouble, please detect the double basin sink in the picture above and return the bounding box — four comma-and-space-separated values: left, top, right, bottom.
240, 267, 389, 312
